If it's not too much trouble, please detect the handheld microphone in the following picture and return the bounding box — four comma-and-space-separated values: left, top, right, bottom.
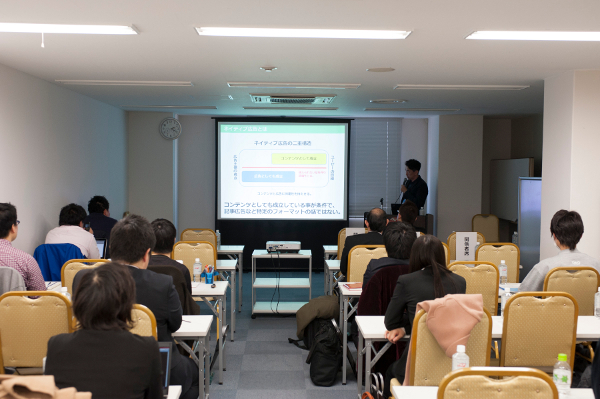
395, 178, 409, 202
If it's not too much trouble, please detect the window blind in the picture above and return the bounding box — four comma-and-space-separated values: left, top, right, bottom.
349, 119, 402, 217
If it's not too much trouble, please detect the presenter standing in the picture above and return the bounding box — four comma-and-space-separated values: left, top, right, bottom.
400, 159, 428, 209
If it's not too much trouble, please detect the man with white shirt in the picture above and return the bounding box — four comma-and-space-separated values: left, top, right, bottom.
520, 209, 600, 292
45, 203, 100, 259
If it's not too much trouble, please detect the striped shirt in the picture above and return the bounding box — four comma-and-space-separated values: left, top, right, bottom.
0, 239, 47, 291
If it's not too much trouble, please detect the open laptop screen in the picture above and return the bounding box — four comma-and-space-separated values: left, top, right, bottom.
96, 239, 107, 259
158, 342, 172, 397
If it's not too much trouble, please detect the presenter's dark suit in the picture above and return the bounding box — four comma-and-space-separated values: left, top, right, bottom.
73, 265, 199, 399
340, 231, 384, 276
402, 175, 428, 209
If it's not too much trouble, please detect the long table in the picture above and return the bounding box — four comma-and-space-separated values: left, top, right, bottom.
217, 245, 244, 313
357, 315, 600, 398
392, 385, 594, 399
172, 315, 212, 399
216, 259, 237, 341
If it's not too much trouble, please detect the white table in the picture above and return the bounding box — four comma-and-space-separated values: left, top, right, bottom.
324, 259, 341, 295
251, 250, 312, 315
217, 245, 244, 313
339, 282, 362, 384
167, 385, 182, 399
392, 385, 594, 399
356, 315, 600, 398
356, 315, 394, 397
45, 281, 61, 291
217, 259, 238, 341
192, 281, 229, 384
323, 246, 338, 294
172, 315, 213, 399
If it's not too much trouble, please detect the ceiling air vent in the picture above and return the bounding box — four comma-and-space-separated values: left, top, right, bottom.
250, 94, 336, 105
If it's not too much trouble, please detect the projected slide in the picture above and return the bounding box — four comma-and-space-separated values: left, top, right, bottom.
218, 122, 348, 220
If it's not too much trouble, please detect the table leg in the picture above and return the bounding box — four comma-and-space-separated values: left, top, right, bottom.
222, 294, 227, 371
365, 339, 372, 396
328, 269, 334, 295
230, 268, 236, 341
238, 253, 243, 312
251, 257, 255, 316
218, 297, 223, 384
197, 335, 206, 398
342, 295, 349, 385
309, 255, 312, 300
323, 254, 329, 294
357, 331, 364, 399
205, 330, 210, 398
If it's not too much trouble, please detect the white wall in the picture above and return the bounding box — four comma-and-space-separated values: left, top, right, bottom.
401, 119, 429, 208
0, 63, 127, 254
482, 119, 511, 214
540, 72, 575, 259
127, 111, 174, 222
178, 115, 215, 231
511, 115, 543, 177
542, 70, 600, 259
437, 115, 484, 241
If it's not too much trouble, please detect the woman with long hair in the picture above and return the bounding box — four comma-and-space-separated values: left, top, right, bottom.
383, 235, 466, 391
46, 263, 162, 399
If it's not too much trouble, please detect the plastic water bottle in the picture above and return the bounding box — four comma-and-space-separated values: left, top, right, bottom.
193, 258, 202, 283
499, 260, 508, 284
216, 230, 221, 247
452, 345, 469, 371
60, 287, 71, 301
553, 353, 571, 396
501, 292, 513, 316
512, 231, 518, 245
595, 288, 600, 319
419, 207, 425, 216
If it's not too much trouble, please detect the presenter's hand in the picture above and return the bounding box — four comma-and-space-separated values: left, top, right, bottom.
400, 185, 407, 193
385, 328, 406, 343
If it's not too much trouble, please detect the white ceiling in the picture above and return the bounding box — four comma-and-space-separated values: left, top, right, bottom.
2, 0, 600, 118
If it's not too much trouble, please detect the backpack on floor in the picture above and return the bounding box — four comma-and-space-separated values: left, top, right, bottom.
303, 318, 343, 386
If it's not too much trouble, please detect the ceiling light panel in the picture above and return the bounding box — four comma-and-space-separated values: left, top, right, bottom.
121, 105, 217, 109
196, 27, 410, 40
56, 80, 192, 86
467, 31, 600, 41
365, 108, 460, 112
244, 106, 337, 110
228, 82, 360, 89
0, 23, 137, 34
394, 84, 529, 90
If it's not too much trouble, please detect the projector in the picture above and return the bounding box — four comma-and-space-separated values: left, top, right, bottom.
266, 241, 301, 253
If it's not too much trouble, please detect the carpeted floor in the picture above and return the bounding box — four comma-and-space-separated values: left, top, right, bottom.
201, 270, 358, 399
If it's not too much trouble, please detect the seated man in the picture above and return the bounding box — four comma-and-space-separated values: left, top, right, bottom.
340, 208, 387, 277
520, 209, 600, 292
398, 200, 418, 224
0, 203, 46, 291
362, 221, 417, 287
74, 215, 199, 399
150, 218, 192, 294
45, 203, 100, 259
84, 195, 118, 258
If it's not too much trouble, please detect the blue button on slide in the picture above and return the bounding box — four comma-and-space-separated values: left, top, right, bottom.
242, 171, 295, 183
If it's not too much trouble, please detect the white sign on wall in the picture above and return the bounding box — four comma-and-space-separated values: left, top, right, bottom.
455, 232, 477, 261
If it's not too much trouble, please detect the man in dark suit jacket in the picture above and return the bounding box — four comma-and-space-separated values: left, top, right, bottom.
74, 214, 198, 399
83, 195, 118, 258
340, 207, 388, 276
400, 159, 428, 209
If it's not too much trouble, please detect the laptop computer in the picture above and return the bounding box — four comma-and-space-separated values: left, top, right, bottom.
159, 341, 172, 398
96, 238, 107, 259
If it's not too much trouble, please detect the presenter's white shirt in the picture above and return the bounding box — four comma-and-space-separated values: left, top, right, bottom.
45, 225, 100, 259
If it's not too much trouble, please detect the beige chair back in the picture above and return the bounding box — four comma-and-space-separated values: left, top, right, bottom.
476, 243, 520, 283
500, 292, 577, 370
472, 214, 500, 243
337, 228, 347, 259
61, 259, 108, 295
543, 267, 600, 316
0, 291, 73, 369
448, 232, 486, 262
448, 262, 499, 316
442, 242, 450, 266
409, 308, 492, 386
172, 241, 217, 277
347, 245, 387, 283
180, 228, 217, 248
438, 367, 558, 399
130, 304, 157, 339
